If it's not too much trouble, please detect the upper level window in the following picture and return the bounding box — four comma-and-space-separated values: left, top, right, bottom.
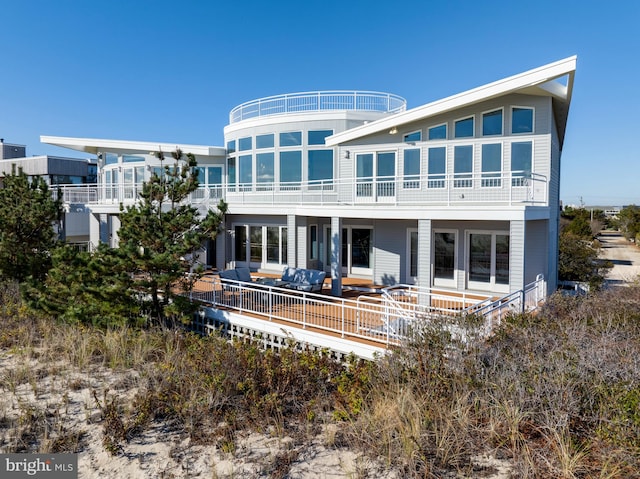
256, 152, 274, 187
256, 134, 274, 149
512, 107, 534, 134
279, 150, 302, 188
428, 124, 447, 140
481, 143, 502, 187
123, 155, 144, 163
227, 140, 236, 154
308, 150, 333, 187
427, 147, 446, 188
511, 141, 532, 185
454, 117, 474, 138
238, 137, 252, 151
308, 130, 333, 145
454, 145, 473, 187
280, 131, 302, 147
105, 153, 118, 165
482, 109, 503, 136
403, 148, 420, 188
403, 131, 422, 142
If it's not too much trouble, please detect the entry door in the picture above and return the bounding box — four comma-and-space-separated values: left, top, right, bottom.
324, 226, 372, 276
467, 231, 510, 293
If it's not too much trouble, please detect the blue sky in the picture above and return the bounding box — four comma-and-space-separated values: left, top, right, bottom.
0, 0, 638, 206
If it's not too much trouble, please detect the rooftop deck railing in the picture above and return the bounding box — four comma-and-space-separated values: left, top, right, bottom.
188, 275, 546, 347
229, 91, 407, 123
57, 171, 547, 208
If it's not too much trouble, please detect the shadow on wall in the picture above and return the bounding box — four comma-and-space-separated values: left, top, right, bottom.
380, 273, 398, 286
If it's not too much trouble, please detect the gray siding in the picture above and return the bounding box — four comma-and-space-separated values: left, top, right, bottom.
372, 219, 415, 285
510, 220, 525, 292
524, 220, 548, 285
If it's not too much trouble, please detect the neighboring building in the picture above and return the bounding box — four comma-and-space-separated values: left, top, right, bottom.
0, 147, 98, 246
42, 56, 576, 299
0, 139, 26, 160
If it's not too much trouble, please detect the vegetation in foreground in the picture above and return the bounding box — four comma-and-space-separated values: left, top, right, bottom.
1, 281, 640, 478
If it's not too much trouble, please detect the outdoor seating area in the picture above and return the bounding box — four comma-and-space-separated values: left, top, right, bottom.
217, 266, 327, 293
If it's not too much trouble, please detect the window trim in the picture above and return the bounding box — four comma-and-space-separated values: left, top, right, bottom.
432, 229, 458, 288
511, 106, 535, 135
481, 108, 504, 136
454, 115, 475, 139
403, 130, 422, 143
428, 123, 447, 141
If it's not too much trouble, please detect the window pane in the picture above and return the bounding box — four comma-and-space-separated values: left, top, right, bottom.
403, 131, 421, 142
310, 225, 318, 260
279, 150, 302, 186
512, 107, 533, 133
482, 143, 502, 187
135, 166, 145, 183
511, 141, 532, 185
403, 148, 420, 188
410, 231, 418, 277
279, 131, 302, 147
428, 124, 447, 140
256, 134, 274, 149
434, 232, 455, 279
454, 145, 473, 187
256, 152, 274, 186
235, 226, 247, 261
123, 155, 144, 163
281, 227, 287, 264
377, 152, 396, 197
356, 153, 373, 197
352, 229, 371, 268
267, 226, 280, 263
228, 158, 236, 188
207, 167, 222, 185
496, 234, 510, 284
227, 140, 236, 153
308, 150, 333, 184
239, 154, 252, 189
482, 110, 502, 136
469, 233, 491, 283
308, 130, 333, 145
238, 137, 252, 151
454, 117, 474, 138
250, 226, 262, 263
428, 147, 446, 188
105, 153, 118, 165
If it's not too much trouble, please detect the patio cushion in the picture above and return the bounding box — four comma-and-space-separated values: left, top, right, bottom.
219, 269, 239, 281
235, 267, 253, 282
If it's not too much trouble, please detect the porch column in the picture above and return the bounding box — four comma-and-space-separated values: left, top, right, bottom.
89, 212, 109, 250
417, 219, 432, 306
110, 214, 121, 248
510, 220, 525, 293
330, 216, 342, 296
296, 216, 308, 269
287, 214, 297, 268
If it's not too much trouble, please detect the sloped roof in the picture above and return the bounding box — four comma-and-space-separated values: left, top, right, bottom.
325, 56, 576, 148
40, 136, 226, 157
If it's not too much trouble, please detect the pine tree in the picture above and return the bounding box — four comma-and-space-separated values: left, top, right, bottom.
117, 149, 227, 325
0, 166, 63, 282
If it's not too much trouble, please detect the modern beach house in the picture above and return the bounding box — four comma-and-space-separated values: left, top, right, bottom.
43, 56, 575, 305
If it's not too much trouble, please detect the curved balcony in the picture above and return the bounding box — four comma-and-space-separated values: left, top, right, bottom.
229, 91, 407, 124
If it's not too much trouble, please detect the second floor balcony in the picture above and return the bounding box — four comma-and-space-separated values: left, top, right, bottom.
58, 171, 548, 210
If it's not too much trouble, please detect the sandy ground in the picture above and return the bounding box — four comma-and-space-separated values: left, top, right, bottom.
0, 350, 513, 478
598, 231, 640, 286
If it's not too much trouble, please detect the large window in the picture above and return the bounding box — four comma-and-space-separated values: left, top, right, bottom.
409, 230, 418, 279
236, 225, 288, 266
279, 150, 302, 188
434, 231, 456, 284
403, 148, 420, 188
377, 152, 395, 197
454, 145, 473, 188
105, 153, 118, 165
250, 226, 262, 263
239, 154, 252, 191
428, 147, 446, 188
235, 225, 247, 262
482, 109, 503, 136
511, 141, 532, 186
267, 226, 287, 265
308, 130, 333, 145
256, 152, 274, 189
481, 143, 502, 187
256, 134, 274, 149
228, 157, 236, 191
468, 232, 510, 290
238, 137, 252, 151
227, 140, 236, 154
356, 153, 373, 197
351, 228, 371, 269
512, 107, 534, 134
454, 117, 474, 138
123, 155, 144, 163
280, 131, 302, 147
308, 150, 333, 187
428, 124, 447, 140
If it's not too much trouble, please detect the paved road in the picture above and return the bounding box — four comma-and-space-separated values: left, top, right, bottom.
598, 231, 640, 286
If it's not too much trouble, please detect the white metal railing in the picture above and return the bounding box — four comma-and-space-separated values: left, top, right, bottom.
229, 91, 407, 123
57, 171, 547, 208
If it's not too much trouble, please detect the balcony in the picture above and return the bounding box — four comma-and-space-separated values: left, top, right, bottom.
57, 171, 548, 209
229, 91, 407, 123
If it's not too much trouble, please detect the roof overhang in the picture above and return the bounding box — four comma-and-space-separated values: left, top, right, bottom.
40, 136, 226, 157
325, 56, 576, 148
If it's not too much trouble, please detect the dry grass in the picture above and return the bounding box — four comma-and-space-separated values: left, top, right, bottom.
1, 281, 640, 477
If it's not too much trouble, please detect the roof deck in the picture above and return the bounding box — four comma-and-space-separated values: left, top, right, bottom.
229, 91, 407, 123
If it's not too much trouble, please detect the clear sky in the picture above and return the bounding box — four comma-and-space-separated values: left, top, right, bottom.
0, 0, 638, 207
